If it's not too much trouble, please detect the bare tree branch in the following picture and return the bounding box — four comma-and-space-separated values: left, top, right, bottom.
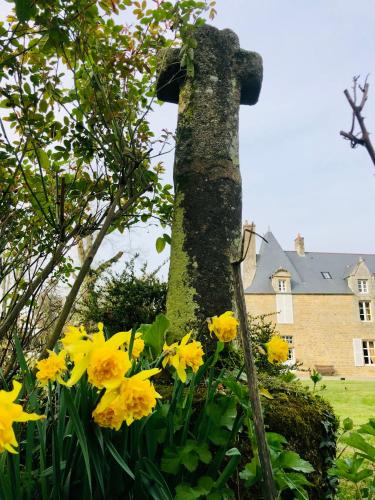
340, 75, 375, 167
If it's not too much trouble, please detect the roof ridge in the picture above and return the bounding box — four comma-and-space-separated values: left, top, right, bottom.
285, 250, 375, 256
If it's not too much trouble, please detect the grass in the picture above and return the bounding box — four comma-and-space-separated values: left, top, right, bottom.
303, 379, 375, 427
303, 379, 375, 498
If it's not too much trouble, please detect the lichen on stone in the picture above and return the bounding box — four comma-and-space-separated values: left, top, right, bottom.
166, 191, 198, 342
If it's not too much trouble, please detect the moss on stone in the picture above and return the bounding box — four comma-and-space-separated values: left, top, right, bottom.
166, 191, 198, 341
260, 374, 339, 498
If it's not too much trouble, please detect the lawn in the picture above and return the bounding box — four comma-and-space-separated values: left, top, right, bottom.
303, 379, 375, 427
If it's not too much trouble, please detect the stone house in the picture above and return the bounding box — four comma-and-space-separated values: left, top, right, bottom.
243, 222, 375, 377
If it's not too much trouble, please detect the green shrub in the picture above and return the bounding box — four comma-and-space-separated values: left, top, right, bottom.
79, 258, 167, 334
260, 374, 339, 499
329, 417, 375, 499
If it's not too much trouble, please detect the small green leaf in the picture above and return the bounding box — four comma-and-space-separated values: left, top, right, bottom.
36, 149, 50, 170
180, 450, 199, 472
139, 314, 169, 357
156, 236, 166, 253
39, 100, 48, 113
342, 417, 354, 432
162, 233, 171, 244
259, 387, 273, 399
194, 442, 212, 464
226, 447, 241, 456
277, 451, 314, 473
175, 484, 199, 500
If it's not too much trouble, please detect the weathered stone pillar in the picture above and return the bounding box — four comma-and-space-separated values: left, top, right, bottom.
157, 25, 262, 343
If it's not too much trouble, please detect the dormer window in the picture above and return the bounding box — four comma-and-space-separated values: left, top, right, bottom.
278, 279, 286, 292
358, 279, 368, 294
321, 272, 332, 279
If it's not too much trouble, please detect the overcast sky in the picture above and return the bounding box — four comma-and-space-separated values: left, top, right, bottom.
4, 1, 375, 277
117, 0, 375, 277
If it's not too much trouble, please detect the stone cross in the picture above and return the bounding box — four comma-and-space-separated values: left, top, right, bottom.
157, 25, 262, 344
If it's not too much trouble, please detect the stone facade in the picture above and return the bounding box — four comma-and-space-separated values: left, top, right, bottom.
244, 227, 375, 378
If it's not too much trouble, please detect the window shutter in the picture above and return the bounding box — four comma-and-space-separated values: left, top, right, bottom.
276, 294, 294, 324
353, 338, 364, 367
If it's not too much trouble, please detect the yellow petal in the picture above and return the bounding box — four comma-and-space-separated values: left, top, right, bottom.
14, 411, 45, 422
97, 389, 119, 410
176, 365, 187, 383
106, 331, 130, 349
132, 368, 161, 381
92, 331, 105, 346
180, 332, 192, 346
0, 380, 22, 405
66, 357, 89, 387
4, 442, 18, 454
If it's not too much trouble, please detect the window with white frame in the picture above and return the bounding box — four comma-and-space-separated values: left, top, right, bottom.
362, 340, 375, 365
358, 279, 368, 294
278, 279, 287, 292
359, 301, 372, 322
281, 335, 295, 363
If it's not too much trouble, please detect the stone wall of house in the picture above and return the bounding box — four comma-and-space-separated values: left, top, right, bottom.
245, 293, 375, 377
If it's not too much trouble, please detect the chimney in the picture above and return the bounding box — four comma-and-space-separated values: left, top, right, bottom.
242, 221, 256, 289
294, 233, 305, 256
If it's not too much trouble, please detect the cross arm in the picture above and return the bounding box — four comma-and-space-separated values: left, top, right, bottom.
236, 49, 263, 105
156, 47, 186, 104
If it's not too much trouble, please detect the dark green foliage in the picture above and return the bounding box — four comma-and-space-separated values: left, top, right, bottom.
79, 259, 167, 335
260, 374, 339, 499
329, 418, 375, 499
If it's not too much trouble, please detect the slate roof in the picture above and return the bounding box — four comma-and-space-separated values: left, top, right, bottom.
245, 231, 375, 295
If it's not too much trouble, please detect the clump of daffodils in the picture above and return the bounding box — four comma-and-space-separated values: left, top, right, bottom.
0, 381, 45, 454
35, 322, 160, 432
265, 336, 289, 364
162, 332, 204, 382
29, 310, 282, 441
208, 311, 239, 342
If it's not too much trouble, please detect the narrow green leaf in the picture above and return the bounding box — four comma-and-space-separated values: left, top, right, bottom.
63, 388, 92, 494
106, 441, 135, 480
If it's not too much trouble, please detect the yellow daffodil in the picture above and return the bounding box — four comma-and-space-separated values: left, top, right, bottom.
162, 333, 204, 383
265, 336, 289, 364
60, 325, 88, 364
92, 395, 125, 431
208, 311, 239, 342
87, 346, 131, 390
35, 350, 67, 386
92, 368, 161, 429
0, 381, 45, 454
62, 323, 131, 389
118, 330, 145, 359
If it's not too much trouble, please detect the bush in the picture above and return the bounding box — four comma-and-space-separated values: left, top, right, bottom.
260, 374, 339, 499
79, 258, 167, 334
